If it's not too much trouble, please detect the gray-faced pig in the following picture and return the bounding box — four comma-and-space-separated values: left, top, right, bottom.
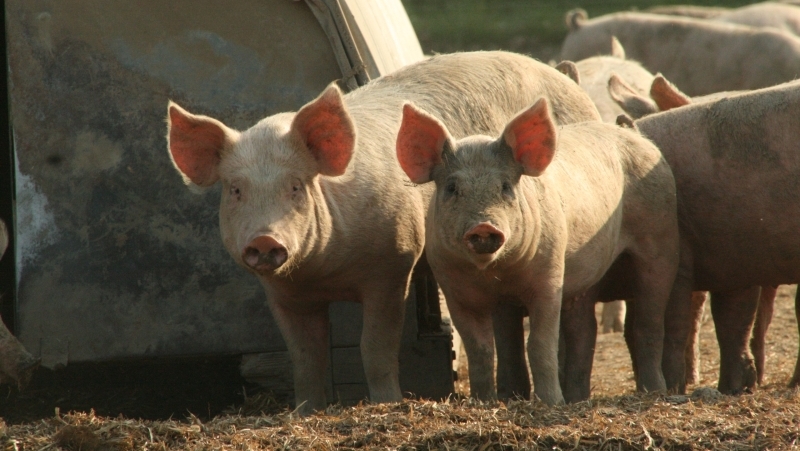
630, 80, 800, 394
166, 51, 602, 414
396, 97, 678, 404
0, 219, 39, 390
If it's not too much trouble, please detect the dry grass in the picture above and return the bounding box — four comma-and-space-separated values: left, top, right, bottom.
3, 286, 800, 450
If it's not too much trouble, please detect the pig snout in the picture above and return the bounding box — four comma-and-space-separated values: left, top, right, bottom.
464, 223, 506, 254
243, 235, 288, 271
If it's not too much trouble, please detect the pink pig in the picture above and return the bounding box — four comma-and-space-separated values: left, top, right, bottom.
166, 51, 602, 414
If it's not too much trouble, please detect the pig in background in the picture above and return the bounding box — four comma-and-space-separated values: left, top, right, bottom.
626, 80, 800, 395
555, 37, 655, 124
561, 9, 800, 96
0, 219, 39, 390
396, 95, 678, 404
167, 51, 601, 414
648, 2, 800, 36
611, 74, 796, 388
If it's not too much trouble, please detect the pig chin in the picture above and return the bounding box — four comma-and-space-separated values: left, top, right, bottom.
464, 250, 503, 271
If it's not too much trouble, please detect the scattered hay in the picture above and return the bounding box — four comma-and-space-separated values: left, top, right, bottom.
4, 388, 800, 450
3, 289, 799, 450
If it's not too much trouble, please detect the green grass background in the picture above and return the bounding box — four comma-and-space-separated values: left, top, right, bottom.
401, 0, 758, 61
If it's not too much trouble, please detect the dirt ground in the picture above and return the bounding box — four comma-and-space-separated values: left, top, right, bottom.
3, 286, 800, 450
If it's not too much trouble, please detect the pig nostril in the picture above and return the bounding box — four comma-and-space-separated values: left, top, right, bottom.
242, 242, 288, 270
466, 232, 505, 254
243, 247, 261, 268
268, 247, 288, 268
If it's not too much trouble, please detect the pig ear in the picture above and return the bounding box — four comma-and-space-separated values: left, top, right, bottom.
650, 74, 692, 111
610, 36, 626, 59
503, 98, 557, 177
616, 114, 636, 129
608, 73, 658, 119
167, 102, 239, 188
396, 103, 451, 184
291, 84, 356, 177
555, 61, 580, 85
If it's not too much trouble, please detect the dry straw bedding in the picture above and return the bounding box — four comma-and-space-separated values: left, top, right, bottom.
3, 285, 800, 450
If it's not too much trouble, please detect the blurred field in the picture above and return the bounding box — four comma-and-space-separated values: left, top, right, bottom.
402, 0, 755, 61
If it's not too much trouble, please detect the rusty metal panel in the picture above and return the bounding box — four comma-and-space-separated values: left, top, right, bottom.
7, 0, 343, 367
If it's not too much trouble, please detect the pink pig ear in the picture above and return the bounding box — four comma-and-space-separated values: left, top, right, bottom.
650, 74, 692, 112
291, 84, 356, 177
167, 102, 239, 188
396, 103, 450, 184
503, 98, 557, 177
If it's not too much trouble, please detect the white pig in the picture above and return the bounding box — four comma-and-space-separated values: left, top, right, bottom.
166, 51, 601, 414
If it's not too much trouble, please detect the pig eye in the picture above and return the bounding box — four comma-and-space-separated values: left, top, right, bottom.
291, 178, 304, 199
444, 181, 458, 197
230, 184, 242, 201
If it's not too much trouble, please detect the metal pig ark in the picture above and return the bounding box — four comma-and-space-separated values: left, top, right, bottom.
3, 0, 454, 405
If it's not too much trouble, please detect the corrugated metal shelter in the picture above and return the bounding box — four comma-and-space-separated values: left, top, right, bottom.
2, 0, 454, 404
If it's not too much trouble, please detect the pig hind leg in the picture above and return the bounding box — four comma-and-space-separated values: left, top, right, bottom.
559, 288, 599, 403
625, 245, 677, 394
684, 291, 708, 386
750, 285, 777, 385
711, 286, 759, 395
661, 241, 695, 393
493, 303, 531, 400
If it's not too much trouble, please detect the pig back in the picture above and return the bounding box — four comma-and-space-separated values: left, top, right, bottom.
345, 51, 600, 145
562, 12, 800, 96
635, 80, 800, 289
336, 51, 601, 225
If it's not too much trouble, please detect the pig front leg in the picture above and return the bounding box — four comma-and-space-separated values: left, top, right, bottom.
525, 289, 564, 405
711, 286, 759, 395
267, 297, 331, 415
559, 289, 598, 403
443, 286, 496, 400
360, 282, 406, 404
493, 303, 531, 400
750, 285, 777, 385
